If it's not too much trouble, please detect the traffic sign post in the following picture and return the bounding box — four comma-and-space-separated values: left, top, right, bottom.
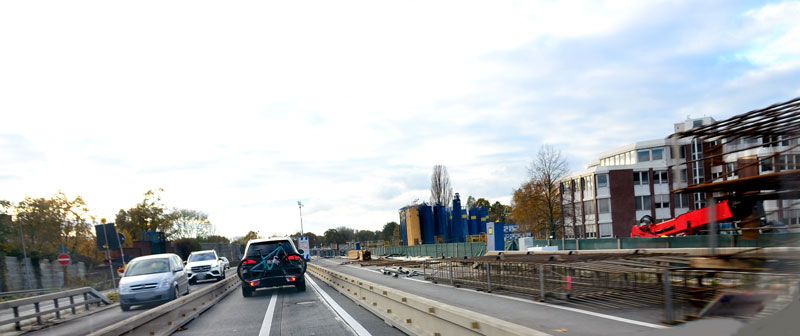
57, 253, 70, 265
57, 253, 70, 287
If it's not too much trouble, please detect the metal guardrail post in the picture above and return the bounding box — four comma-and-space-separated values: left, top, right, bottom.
663, 269, 673, 324
13, 307, 20, 330
539, 264, 545, 301
69, 295, 76, 314
83, 293, 89, 310
449, 261, 455, 286
54, 298, 60, 319
486, 263, 492, 293
34, 302, 41, 324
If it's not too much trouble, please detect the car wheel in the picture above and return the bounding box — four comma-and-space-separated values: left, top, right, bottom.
189, 279, 196, 285
120, 304, 130, 311
295, 279, 306, 292
242, 285, 253, 297
185, 284, 190, 295
173, 286, 180, 300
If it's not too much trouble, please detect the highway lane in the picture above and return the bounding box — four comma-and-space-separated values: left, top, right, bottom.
24, 268, 236, 336
313, 258, 667, 336
178, 273, 406, 336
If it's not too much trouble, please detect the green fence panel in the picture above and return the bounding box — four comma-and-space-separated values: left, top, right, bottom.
578, 238, 618, 250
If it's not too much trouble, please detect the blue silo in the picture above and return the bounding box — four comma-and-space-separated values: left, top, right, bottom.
418, 203, 435, 245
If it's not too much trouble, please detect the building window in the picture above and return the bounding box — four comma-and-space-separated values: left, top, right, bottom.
580, 178, 586, 191
635, 196, 651, 211
654, 195, 670, 208
583, 200, 595, 215
596, 174, 608, 188
597, 198, 610, 214
726, 162, 738, 177
680, 169, 687, 182
693, 120, 702, 128
654, 170, 668, 184
673, 194, 689, 208
679, 146, 686, 159
637, 150, 651, 162
761, 157, 774, 172
694, 193, 706, 209
651, 148, 664, 160
633, 171, 649, 185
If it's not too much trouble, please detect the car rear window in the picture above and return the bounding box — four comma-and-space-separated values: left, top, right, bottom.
246, 241, 296, 257
188, 252, 216, 262
126, 258, 170, 276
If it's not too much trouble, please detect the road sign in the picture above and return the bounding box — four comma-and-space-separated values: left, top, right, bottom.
57, 253, 70, 265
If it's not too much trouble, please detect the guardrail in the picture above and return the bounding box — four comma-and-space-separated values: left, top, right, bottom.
88, 274, 240, 336
0, 287, 59, 299
0, 287, 111, 330
306, 263, 550, 336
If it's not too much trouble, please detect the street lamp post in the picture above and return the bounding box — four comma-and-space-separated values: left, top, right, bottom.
298, 201, 304, 236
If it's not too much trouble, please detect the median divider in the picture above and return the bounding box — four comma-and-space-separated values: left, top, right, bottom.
88, 275, 240, 336
307, 263, 551, 336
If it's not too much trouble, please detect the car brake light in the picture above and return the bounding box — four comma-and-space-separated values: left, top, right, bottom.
249, 280, 260, 287
286, 255, 300, 261
286, 276, 296, 282
242, 259, 257, 265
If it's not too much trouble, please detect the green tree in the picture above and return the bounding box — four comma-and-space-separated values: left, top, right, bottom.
197, 235, 230, 244
474, 198, 491, 209
466, 195, 476, 209
488, 201, 510, 223
233, 231, 260, 245
115, 189, 175, 240
381, 222, 398, 242
171, 209, 214, 239
323, 228, 344, 249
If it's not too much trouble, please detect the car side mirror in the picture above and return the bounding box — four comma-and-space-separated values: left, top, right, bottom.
174, 266, 183, 272
218, 258, 223, 261
297, 249, 304, 255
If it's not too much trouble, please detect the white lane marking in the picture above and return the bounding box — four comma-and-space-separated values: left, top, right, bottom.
306, 274, 372, 336
258, 291, 278, 336
325, 262, 667, 329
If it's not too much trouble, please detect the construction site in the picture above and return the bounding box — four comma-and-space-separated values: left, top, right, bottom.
341, 97, 800, 327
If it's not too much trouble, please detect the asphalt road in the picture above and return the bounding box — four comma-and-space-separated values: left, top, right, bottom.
177, 272, 405, 336
24, 268, 236, 336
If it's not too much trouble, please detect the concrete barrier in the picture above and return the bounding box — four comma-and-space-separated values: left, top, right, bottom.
87, 275, 240, 336
307, 263, 550, 336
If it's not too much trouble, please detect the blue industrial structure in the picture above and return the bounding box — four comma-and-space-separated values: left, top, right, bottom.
418, 203, 435, 245
433, 205, 448, 242
486, 222, 504, 251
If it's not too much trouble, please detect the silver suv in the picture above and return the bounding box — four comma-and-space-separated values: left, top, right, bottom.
118, 253, 189, 311
185, 250, 226, 284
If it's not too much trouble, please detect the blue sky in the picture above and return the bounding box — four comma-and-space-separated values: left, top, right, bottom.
1, 1, 799, 238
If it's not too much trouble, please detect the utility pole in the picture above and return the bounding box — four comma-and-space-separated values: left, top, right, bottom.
16, 217, 33, 290
298, 201, 304, 236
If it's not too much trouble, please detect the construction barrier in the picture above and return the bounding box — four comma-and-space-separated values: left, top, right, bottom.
306, 263, 550, 336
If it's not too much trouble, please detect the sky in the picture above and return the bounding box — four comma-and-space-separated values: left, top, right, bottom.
1, 1, 799, 239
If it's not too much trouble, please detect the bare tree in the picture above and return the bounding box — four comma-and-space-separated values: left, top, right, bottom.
430, 165, 453, 207
527, 145, 568, 238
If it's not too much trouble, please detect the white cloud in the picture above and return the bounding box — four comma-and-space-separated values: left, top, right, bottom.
1, 1, 799, 238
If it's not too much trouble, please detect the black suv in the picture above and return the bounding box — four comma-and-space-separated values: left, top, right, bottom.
237, 237, 307, 297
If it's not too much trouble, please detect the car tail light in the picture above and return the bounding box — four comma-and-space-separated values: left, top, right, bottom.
249, 279, 260, 287
286, 255, 300, 261
242, 259, 257, 265
286, 276, 296, 282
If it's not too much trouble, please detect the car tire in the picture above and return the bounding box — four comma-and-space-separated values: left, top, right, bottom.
173, 286, 180, 300
185, 284, 190, 295
295, 278, 306, 292
242, 285, 253, 297
120, 304, 130, 311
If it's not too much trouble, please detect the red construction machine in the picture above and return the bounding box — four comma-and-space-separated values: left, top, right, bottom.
631, 199, 758, 237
